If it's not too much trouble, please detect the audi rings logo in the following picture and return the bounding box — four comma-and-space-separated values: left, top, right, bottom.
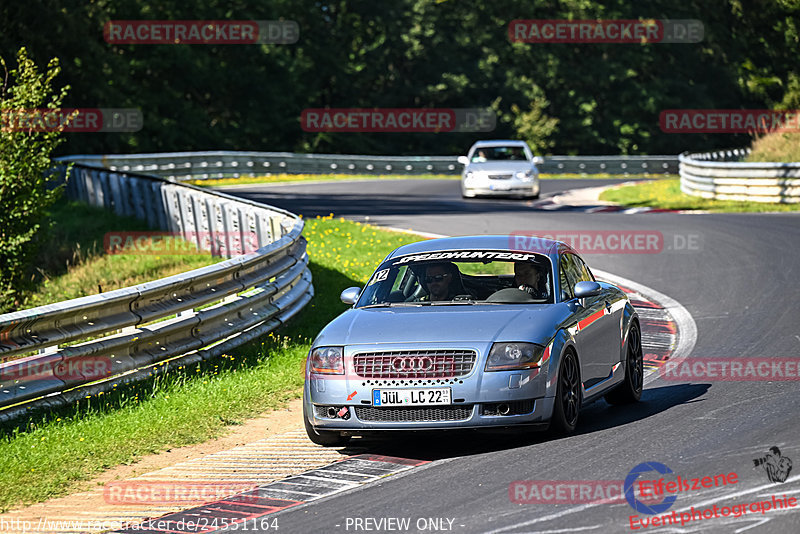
392, 356, 434, 372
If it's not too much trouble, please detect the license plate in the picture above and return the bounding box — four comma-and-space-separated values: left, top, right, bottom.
372, 388, 451, 407
490, 183, 511, 191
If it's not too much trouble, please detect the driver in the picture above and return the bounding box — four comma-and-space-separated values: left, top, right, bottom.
514, 261, 547, 299
423, 262, 463, 301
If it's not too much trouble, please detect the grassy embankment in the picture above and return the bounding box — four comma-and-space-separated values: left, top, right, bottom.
600, 131, 800, 212
5, 201, 218, 313
747, 131, 800, 163
0, 203, 420, 512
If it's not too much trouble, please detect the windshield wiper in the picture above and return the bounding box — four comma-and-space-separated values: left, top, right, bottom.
359, 302, 422, 308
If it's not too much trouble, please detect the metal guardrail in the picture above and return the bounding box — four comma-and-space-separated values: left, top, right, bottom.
680, 149, 800, 203
63, 151, 679, 178
0, 162, 313, 419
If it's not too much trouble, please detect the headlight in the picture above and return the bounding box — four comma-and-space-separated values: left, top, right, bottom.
310, 346, 344, 374
465, 171, 474, 181
515, 170, 534, 181
485, 342, 545, 371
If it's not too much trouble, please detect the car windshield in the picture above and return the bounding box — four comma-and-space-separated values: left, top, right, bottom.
356, 250, 554, 307
470, 146, 528, 162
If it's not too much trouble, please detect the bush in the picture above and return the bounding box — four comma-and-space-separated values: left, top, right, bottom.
0, 47, 70, 311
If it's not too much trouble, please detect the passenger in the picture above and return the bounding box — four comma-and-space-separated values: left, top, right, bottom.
514, 261, 548, 299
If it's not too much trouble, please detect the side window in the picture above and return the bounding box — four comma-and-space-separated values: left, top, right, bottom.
391, 266, 409, 292
559, 254, 577, 300
560, 253, 592, 300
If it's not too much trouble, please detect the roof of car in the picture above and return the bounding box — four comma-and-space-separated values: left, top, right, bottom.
470, 140, 529, 148
385, 235, 567, 259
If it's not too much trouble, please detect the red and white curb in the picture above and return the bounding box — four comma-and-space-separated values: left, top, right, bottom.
111, 455, 428, 533
530, 198, 676, 214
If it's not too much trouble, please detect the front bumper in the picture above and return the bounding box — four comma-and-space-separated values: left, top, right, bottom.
462, 177, 540, 197
304, 344, 555, 432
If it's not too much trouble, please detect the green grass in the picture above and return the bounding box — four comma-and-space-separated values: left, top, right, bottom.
7, 201, 220, 313
0, 216, 422, 511
599, 178, 800, 212
186, 173, 667, 188
747, 131, 800, 163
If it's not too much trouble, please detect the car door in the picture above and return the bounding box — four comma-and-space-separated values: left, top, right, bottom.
559, 251, 606, 387
573, 253, 621, 380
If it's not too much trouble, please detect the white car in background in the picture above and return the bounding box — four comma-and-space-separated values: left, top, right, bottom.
458, 140, 543, 199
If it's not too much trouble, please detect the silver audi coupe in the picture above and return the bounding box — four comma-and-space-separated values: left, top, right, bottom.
303, 235, 643, 446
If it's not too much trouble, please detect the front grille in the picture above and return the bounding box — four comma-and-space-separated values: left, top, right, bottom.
353, 350, 476, 379
488, 174, 513, 180
314, 405, 334, 419
356, 405, 473, 422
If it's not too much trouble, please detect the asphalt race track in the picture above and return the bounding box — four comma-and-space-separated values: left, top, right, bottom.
219, 178, 800, 533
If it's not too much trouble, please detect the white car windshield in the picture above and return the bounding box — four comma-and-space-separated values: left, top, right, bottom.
357, 250, 554, 306
470, 146, 528, 162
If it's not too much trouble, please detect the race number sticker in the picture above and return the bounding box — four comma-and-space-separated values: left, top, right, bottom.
368, 268, 389, 285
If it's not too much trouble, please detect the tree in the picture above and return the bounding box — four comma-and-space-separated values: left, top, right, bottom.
0, 47, 70, 311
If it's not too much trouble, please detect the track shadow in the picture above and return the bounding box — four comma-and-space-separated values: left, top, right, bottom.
338, 383, 711, 461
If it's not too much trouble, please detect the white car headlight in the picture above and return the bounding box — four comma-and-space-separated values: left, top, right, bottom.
310, 346, 344, 374
515, 170, 534, 181
485, 342, 545, 371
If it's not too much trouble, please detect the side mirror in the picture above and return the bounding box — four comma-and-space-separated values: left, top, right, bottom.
457, 156, 470, 166
340, 287, 362, 305
532, 156, 544, 165
574, 281, 602, 299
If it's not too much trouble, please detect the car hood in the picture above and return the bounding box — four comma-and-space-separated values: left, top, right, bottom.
313, 305, 572, 347
466, 161, 534, 173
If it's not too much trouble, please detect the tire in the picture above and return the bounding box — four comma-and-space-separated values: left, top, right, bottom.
303, 402, 351, 447
550, 350, 581, 434
605, 321, 644, 405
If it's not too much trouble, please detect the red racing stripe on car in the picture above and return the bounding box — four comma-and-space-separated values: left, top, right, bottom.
541, 343, 551, 366
578, 309, 605, 331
